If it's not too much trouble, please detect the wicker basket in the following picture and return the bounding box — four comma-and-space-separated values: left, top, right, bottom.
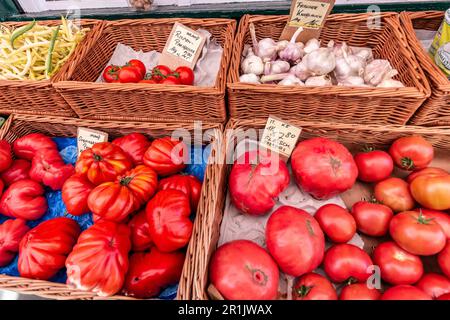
0, 19, 105, 118
401, 11, 450, 126
227, 14, 430, 125
0, 114, 224, 300
190, 117, 450, 300
53, 18, 236, 123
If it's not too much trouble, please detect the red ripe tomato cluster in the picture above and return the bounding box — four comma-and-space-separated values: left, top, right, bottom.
210, 135, 450, 300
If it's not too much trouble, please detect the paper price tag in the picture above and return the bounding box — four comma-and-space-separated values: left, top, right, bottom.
260, 116, 302, 160
77, 127, 108, 157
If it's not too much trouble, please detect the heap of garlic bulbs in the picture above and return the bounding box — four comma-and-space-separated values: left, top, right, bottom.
239, 24, 404, 88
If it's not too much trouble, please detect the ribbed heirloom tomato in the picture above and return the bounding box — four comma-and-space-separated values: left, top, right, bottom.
0, 159, 30, 186
292, 273, 337, 300
415, 273, 450, 299
62, 175, 95, 216
128, 210, 152, 251
0, 140, 12, 172
112, 133, 150, 166
381, 285, 432, 300
339, 283, 381, 300
351, 201, 393, 236
13, 133, 57, 160
0, 219, 29, 266
353, 148, 393, 183
143, 137, 187, 176
158, 174, 202, 212
389, 136, 434, 170
374, 177, 415, 212
314, 204, 356, 243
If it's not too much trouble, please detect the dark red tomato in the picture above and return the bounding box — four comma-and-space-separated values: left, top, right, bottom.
127, 59, 146, 78
373, 241, 423, 285
381, 285, 432, 300
389, 211, 446, 256
128, 210, 152, 252
293, 273, 337, 300
414, 208, 450, 239
415, 273, 450, 299
374, 177, 415, 212
112, 133, 151, 166
438, 242, 450, 278
161, 75, 181, 85
314, 204, 356, 243
62, 175, 95, 216
339, 283, 381, 300
0, 159, 30, 186
13, 133, 57, 161
209, 240, 279, 300
0, 219, 29, 267
118, 66, 142, 83
407, 167, 448, 184
0, 140, 12, 173
158, 174, 202, 212
354, 149, 393, 183
323, 243, 373, 283
437, 293, 450, 300
174, 66, 195, 85
351, 201, 393, 237
152, 65, 172, 82
389, 136, 434, 170
102, 65, 120, 83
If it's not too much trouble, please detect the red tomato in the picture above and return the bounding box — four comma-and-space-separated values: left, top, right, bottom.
159, 174, 202, 212
66, 221, 130, 297
351, 201, 393, 236
146, 190, 192, 252
112, 133, 151, 166
29, 148, 75, 191
266, 206, 324, 277
374, 177, 415, 212
407, 167, 448, 184
209, 240, 279, 300
151, 65, 172, 82
174, 66, 195, 85
118, 66, 142, 83
0, 179, 47, 220
323, 243, 373, 283
414, 208, 450, 239
229, 151, 289, 216
389, 211, 446, 256
415, 273, 450, 299
18, 218, 80, 280
161, 75, 181, 85
0, 140, 12, 173
437, 293, 450, 300
76, 142, 133, 185
340, 283, 380, 300
389, 136, 434, 170
128, 210, 152, 251
102, 65, 120, 83
123, 248, 185, 298
291, 138, 358, 200
314, 204, 356, 243
293, 273, 337, 300
0, 159, 30, 186
88, 165, 158, 222
62, 175, 95, 216
381, 285, 432, 300
139, 79, 158, 84
143, 137, 187, 176
127, 59, 146, 78
438, 242, 450, 278
0, 219, 29, 266
410, 174, 450, 211
354, 149, 393, 182
373, 241, 423, 285
13, 133, 57, 160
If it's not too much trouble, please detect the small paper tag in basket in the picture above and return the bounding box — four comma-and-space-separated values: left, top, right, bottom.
260, 116, 302, 161
159, 22, 207, 70
77, 127, 108, 158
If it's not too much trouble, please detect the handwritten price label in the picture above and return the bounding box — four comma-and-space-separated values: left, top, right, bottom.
77, 127, 108, 158
260, 116, 302, 159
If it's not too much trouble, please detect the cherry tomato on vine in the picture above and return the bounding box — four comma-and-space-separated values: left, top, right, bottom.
102, 65, 120, 83
161, 76, 181, 85
173, 66, 195, 85
118, 66, 142, 83
127, 59, 146, 78
152, 65, 172, 82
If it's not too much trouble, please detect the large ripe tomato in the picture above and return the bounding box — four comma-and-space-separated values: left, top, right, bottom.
76, 142, 133, 185
0, 219, 29, 267
323, 243, 373, 283
389, 136, 434, 170
18, 218, 80, 280
146, 190, 192, 252
291, 137, 358, 200
339, 283, 381, 300
159, 174, 202, 212
229, 151, 289, 216
0, 179, 47, 220
414, 208, 450, 239
292, 273, 337, 300
0, 159, 30, 186
354, 148, 393, 183
112, 133, 150, 166
102, 65, 120, 83
123, 248, 185, 298
381, 285, 432, 300
266, 206, 324, 276
13, 133, 57, 160
0, 140, 12, 173
351, 201, 393, 236
438, 242, 450, 278
174, 66, 195, 85
389, 211, 446, 256
29, 148, 75, 191
127, 59, 146, 78
407, 167, 448, 184
66, 221, 131, 297
314, 204, 356, 243
128, 210, 152, 251
410, 174, 450, 210
374, 177, 415, 212
209, 240, 279, 300
415, 273, 450, 299
143, 137, 187, 177
62, 175, 95, 216
373, 241, 423, 285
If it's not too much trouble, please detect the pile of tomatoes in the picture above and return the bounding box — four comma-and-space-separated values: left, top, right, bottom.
0, 132, 202, 298
210, 135, 450, 300
102, 59, 195, 85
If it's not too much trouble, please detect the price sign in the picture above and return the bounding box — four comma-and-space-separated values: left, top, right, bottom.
77, 127, 108, 157
260, 116, 302, 159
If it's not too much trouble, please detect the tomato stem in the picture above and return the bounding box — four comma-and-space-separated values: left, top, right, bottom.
296, 285, 313, 297
401, 157, 414, 170
361, 145, 374, 153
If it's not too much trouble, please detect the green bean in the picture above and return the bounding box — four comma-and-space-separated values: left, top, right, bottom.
10, 20, 36, 49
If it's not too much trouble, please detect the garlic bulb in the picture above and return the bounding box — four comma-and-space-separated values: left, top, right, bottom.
302, 47, 336, 76
279, 74, 304, 86
364, 59, 398, 86
241, 48, 264, 75
304, 38, 320, 54
249, 23, 278, 62
305, 75, 332, 86
239, 73, 260, 84
289, 62, 311, 81
352, 47, 373, 62
377, 79, 405, 88
278, 27, 305, 63
334, 44, 366, 80
276, 40, 290, 52
265, 60, 291, 75
332, 42, 351, 58
338, 76, 366, 86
